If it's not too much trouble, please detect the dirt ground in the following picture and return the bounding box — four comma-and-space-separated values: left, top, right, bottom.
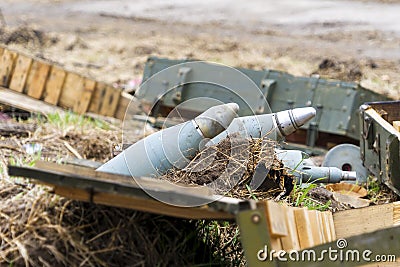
0, 0, 400, 99
1, 1, 400, 266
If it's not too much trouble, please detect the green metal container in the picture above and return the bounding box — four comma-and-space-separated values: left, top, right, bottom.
360, 101, 400, 195
137, 57, 389, 148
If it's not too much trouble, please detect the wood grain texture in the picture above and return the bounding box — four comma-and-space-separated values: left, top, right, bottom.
53, 185, 234, 220
73, 78, 96, 114
58, 72, 83, 108
99, 86, 121, 117
264, 200, 288, 237
9, 54, 32, 92
333, 203, 394, 239
0, 49, 17, 87
43, 66, 66, 105
280, 206, 301, 251
294, 208, 314, 249
0, 87, 64, 115
25, 60, 50, 98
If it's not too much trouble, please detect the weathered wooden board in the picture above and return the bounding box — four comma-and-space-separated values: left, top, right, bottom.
264, 200, 288, 237
73, 78, 96, 114
333, 203, 394, 239
308, 210, 324, 246
9, 54, 32, 92
0, 49, 17, 87
0, 87, 64, 115
88, 82, 107, 113
58, 72, 83, 109
8, 163, 238, 220
0, 47, 141, 120
115, 92, 141, 120
53, 185, 233, 220
25, 61, 50, 98
280, 206, 300, 251
99, 86, 121, 117
394, 202, 400, 226
43, 66, 66, 105
294, 208, 315, 249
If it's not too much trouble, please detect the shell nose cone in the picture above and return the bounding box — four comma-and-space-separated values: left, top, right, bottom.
291, 107, 316, 128
194, 102, 239, 138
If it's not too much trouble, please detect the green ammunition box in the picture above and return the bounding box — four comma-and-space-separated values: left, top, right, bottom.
360, 101, 400, 195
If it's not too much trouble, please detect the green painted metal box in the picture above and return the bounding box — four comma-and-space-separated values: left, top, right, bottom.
360, 101, 400, 195
137, 57, 389, 147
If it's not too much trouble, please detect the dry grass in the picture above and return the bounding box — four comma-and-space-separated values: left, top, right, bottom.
163, 135, 295, 199
0, 113, 243, 266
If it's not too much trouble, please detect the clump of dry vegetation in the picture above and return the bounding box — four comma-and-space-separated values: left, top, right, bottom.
0, 112, 244, 266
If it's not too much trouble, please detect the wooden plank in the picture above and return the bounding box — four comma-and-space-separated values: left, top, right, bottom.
269, 237, 282, 252
0, 87, 64, 115
280, 206, 300, 251
308, 210, 324, 246
73, 78, 96, 114
53, 185, 234, 220
319, 211, 333, 243
8, 164, 239, 220
34, 161, 212, 196
264, 200, 288, 237
0, 121, 36, 136
333, 203, 394, 239
25, 60, 50, 98
43, 66, 66, 105
99, 85, 121, 117
115, 92, 142, 120
9, 54, 32, 92
0, 49, 17, 87
294, 208, 314, 249
394, 201, 400, 226
326, 211, 336, 241
88, 82, 107, 113
58, 72, 83, 109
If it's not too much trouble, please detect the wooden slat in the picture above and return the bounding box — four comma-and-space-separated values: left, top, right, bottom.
394, 202, 400, 226
0, 49, 17, 87
264, 200, 288, 237
34, 161, 212, 196
320, 211, 333, 242
333, 203, 394, 239
326, 211, 336, 241
58, 72, 83, 109
9, 54, 32, 92
73, 78, 96, 114
0, 87, 64, 115
43, 66, 66, 105
308, 210, 324, 246
25, 60, 50, 98
99, 85, 121, 117
0, 46, 4, 56
53, 185, 234, 220
294, 208, 314, 249
115, 92, 142, 120
88, 82, 107, 113
280, 206, 300, 251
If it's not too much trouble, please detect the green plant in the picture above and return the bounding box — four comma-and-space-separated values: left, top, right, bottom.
290, 181, 331, 211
